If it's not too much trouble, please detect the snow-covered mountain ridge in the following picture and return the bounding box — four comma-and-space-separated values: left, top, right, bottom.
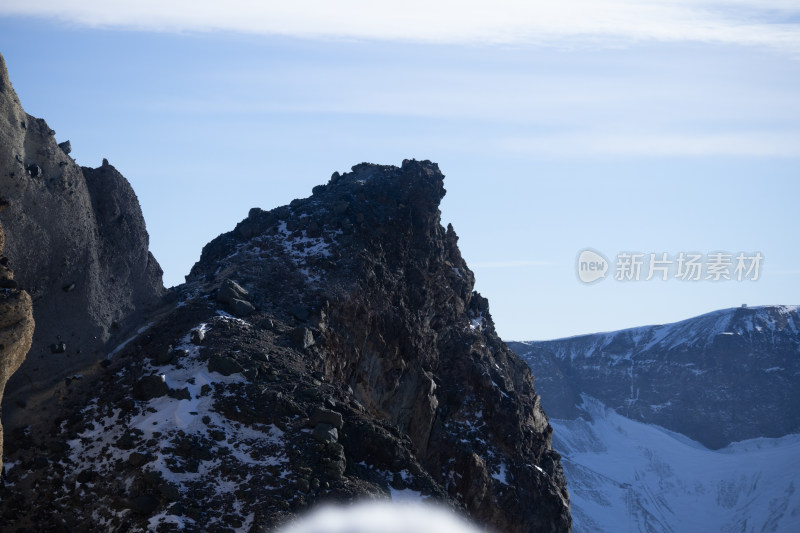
510, 305, 800, 449
529, 305, 798, 361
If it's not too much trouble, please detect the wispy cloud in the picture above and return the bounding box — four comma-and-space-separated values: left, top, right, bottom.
498, 131, 800, 157
2, 1, 800, 54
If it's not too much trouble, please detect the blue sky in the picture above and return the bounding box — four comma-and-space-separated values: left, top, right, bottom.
1, 2, 798, 340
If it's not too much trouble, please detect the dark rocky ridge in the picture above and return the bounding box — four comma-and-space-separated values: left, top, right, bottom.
0, 53, 164, 431
511, 305, 800, 449
0, 161, 571, 531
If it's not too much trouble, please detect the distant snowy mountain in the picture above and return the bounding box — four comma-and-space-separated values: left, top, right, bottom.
510, 305, 800, 449
551, 396, 800, 533
511, 305, 800, 532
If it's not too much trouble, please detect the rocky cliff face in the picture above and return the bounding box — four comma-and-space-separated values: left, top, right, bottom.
511, 305, 800, 449
0, 219, 34, 473
0, 53, 164, 431
0, 161, 571, 532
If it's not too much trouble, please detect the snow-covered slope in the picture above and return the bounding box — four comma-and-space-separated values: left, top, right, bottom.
552, 396, 800, 533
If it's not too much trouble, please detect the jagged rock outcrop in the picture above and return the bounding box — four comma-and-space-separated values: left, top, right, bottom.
0, 53, 164, 430
0, 161, 570, 532
511, 305, 800, 449
187, 161, 571, 530
0, 219, 34, 472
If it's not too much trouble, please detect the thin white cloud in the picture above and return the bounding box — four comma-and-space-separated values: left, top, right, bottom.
2, 1, 800, 54
498, 131, 800, 157
125, 57, 800, 125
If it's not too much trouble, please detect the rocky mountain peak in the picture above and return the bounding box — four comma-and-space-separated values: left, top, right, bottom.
189, 160, 447, 281
178, 159, 570, 529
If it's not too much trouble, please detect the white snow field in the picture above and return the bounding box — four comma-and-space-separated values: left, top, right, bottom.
552, 396, 800, 533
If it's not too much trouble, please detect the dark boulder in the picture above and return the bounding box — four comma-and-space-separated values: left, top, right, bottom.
312, 423, 338, 443
290, 327, 315, 349
208, 356, 243, 377
310, 407, 343, 430
230, 298, 255, 317
133, 375, 168, 401
217, 279, 255, 316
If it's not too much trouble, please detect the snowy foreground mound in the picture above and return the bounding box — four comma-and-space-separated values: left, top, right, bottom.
277, 501, 481, 533
552, 397, 800, 532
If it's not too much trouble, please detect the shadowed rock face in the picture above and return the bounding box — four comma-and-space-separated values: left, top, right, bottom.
0, 220, 34, 472
0, 161, 571, 532
0, 53, 164, 428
